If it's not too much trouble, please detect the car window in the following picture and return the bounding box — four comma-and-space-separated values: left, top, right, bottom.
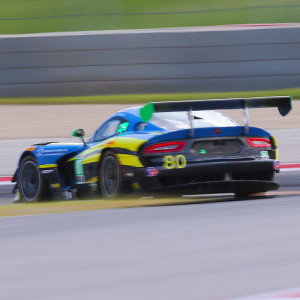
150, 111, 237, 130
92, 119, 131, 142
93, 119, 121, 142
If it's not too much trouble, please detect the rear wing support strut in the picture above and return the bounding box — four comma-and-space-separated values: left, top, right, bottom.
242, 102, 249, 135
187, 105, 194, 137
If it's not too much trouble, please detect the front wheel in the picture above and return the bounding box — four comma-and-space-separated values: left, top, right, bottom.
99, 151, 122, 199
18, 157, 43, 202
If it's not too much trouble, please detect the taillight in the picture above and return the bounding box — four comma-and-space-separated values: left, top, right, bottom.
144, 141, 186, 154
246, 138, 272, 148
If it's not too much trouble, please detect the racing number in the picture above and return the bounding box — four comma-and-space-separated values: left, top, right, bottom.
163, 155, 186, 169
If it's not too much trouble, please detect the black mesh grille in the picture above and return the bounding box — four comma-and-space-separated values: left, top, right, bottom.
193, 139, 242, 156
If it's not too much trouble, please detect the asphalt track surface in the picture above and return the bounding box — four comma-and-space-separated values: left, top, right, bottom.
0, 191, 300, 300
0, 170, 299, 300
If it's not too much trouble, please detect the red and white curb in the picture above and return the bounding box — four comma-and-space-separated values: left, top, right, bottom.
0, 163, 299, 185
280, 163, 300, 171
0, 176, 14, 185
232, 287, 300, 299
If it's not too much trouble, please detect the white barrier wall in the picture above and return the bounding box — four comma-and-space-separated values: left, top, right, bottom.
1, 26, 300, 97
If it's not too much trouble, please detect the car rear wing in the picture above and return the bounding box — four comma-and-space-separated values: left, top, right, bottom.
140, 96, 292, 135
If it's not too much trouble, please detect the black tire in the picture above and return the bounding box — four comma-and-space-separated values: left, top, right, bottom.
99, 151, 122, 199
18, 156, 43, 203
234, 192, 267, 200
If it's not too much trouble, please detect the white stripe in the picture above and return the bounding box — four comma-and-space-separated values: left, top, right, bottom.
280, 168, 300, 172
2, 24, 300, 39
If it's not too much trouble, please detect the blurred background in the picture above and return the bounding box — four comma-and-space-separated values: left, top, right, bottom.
1, 0, 300, 34
2, 0, 300, 100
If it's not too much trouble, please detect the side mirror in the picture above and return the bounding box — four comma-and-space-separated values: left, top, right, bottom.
72, 128, 87, 146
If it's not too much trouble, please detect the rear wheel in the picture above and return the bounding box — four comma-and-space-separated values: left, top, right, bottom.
18, 157, 43, 203
99, 151, 122, 199
234, 192, 268, 200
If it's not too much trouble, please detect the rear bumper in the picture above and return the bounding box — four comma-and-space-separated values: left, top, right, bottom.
145, 180, 279, 195
126, 159, 279, 194
133, 159, 277, 177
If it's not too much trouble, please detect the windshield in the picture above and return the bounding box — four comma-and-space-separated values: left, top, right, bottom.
150, 111, 238, 130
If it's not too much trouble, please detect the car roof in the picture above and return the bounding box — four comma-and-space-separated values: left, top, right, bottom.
116, 106, 238, 129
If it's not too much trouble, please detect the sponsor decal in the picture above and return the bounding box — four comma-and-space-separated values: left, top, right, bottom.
146, 167, 159, 177
273, 160, 280, 171
199, 149, 207, 154
75, 175, 85, 184
117, 122, 129, 133
260, 150, 269, 158
36, 148, 45, 157
74, 156, 85, 184
36, 148, 68, 157
41, 169, 54, 174
132, 182, 141, 191
51, 183, 60, 188
74, 156, 84, 176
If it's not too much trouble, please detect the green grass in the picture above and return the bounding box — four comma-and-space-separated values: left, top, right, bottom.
1, 0, 300, 34
0, 88, 297, 105
0, 197, 217, 217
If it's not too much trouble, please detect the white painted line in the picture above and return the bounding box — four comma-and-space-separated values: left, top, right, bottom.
280, 168, 300, 172
1, 23, 300, 39
231, 287, 300, 299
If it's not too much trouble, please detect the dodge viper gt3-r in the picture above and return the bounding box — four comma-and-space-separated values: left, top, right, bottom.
12, 96, 292, 202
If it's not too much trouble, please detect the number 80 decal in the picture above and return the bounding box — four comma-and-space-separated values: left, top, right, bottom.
163, 155, 187, 169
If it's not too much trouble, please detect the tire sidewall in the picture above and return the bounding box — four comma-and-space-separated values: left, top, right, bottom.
99, 151, 121, 199
18, 156, 43, 202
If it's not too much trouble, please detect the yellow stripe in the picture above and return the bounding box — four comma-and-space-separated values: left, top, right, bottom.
270, 135, 277, 147
86, 176, 98, 184
109, 137, 147, 152
39, 164, 57, 169
67, 150, 102, 163
270, 135, 279, 160
117, 154, 144, 168
67, 157, 77, 163
68, 137, 147, 162
84, 153, 101, 164
275, 149, 279, 160
80, 146, 104, 156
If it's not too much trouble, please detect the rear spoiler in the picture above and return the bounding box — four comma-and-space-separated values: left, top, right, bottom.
140, 96, 292, 135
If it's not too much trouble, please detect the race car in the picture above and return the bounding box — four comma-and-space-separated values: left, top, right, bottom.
12, 96, 292, 202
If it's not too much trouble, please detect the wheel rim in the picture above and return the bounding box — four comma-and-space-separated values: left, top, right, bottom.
101, 156, 119, 198
20, 161, 40, 201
